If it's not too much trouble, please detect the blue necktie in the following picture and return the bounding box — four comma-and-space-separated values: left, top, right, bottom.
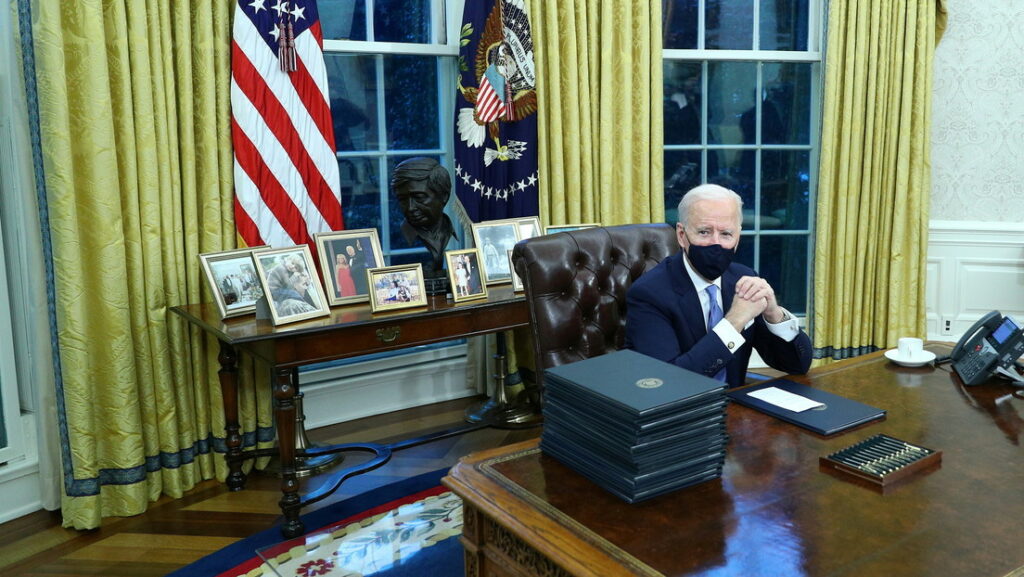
706, 285, 727, 381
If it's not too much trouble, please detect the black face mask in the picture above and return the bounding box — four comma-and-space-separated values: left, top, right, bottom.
685, 242, 736, 280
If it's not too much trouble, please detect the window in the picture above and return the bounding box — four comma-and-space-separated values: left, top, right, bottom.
663, 0, 821, 316
320, 0, 458, 269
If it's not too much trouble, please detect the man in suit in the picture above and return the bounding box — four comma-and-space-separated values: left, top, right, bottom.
625, 184, 812, 387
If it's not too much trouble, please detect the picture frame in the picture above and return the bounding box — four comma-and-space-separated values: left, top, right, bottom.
446, 249, 488, 303
367, 263, 428, 313
252, 245, 330, 326
199, 247, 267, 319
471, 219, 521, 285
517, 216, 542, 241
508, 249, 524, 292
314, 228, 384, 306
544, 223, 601, 235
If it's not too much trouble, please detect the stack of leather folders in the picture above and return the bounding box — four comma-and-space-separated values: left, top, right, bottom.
540, 349, 729, 503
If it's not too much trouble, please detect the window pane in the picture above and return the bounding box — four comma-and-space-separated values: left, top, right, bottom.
763, 62, 812, 145
325, 54, 379, 151
340, 157, 382, 230
708, 61, 756, 145
663, 0, 698, 49
758, 235, 808, 315
735, 237, 755, 270
761, 150, 810, 230
706, 0, 753, 50
374, 0, 431, 43
385, 55, 440, 149
760, 0, 809, 51
665, 150, 704, 223
664, 62, 703, 146
320, 0, 367, 40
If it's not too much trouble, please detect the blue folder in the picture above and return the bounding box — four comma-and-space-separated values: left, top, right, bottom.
727, 378, 886, 436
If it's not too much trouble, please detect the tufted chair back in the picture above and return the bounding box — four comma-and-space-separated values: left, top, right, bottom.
511, 223, 679, 383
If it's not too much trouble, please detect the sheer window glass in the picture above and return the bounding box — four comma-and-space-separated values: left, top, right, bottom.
663, 0, 821, 316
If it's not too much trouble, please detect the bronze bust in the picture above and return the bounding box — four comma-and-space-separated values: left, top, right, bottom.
392, 157, 457, 280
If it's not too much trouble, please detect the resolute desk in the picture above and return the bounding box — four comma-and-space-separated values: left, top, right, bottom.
444, 344, 1024, 577
170, 286, 527, 537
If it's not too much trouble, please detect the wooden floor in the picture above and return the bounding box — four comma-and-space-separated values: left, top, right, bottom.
0, 396, 541, 577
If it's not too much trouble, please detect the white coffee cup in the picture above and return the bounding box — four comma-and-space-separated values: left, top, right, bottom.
897, 337, 924, 360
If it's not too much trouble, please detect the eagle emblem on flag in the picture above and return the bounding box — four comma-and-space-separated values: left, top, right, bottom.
456, 0, 538, 167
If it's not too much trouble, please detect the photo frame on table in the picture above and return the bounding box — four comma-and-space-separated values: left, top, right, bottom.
544, 223, 601, 235
517, 216, 542, 242
508, 249, 524, 292
314, 228, 383, 306
199, 247, 267, 319
252, 245, 330, 326
446, 249, 488, 303
471, 219, 521, 285
367, 263, 428, 313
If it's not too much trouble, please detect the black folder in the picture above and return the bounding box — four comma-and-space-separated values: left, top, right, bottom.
727, 379, 886, 436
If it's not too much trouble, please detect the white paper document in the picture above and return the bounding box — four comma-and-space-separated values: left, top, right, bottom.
747, 386, 825, 413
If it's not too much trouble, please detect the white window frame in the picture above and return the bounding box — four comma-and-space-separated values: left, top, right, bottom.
663, 0, 824, 315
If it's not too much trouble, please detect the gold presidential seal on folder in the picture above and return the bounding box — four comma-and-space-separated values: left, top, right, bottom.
635, 378, 664, 389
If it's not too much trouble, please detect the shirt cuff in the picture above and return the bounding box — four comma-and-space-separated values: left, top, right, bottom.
765, 307, 800, 341
712, 320, 745, 354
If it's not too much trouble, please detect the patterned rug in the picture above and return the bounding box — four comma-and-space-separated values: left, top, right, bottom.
168, 469, 464, 577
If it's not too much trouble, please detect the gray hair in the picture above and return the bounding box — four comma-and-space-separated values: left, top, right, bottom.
677, 184, 743, 230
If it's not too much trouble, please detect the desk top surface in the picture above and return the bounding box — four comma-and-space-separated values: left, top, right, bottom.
169, 285, 525, 344
169, 285, 527, 366
445, 344, 1024, 577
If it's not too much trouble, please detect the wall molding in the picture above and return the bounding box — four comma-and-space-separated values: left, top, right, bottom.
926, 221, 1024, 342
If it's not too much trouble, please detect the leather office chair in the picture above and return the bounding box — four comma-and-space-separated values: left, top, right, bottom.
511, 223, 679, 387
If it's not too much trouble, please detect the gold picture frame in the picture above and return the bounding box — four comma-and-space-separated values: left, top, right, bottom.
198, 247, 266, 319
314, 228, 384, 306
544, 223, 601, 235
471, 218, 521, 285
252, 245, 330, 326
446, 249, 488, 303
367, 264, 428, 313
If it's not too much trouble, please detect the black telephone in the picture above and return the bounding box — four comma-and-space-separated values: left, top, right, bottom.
949, 311, 1024, 386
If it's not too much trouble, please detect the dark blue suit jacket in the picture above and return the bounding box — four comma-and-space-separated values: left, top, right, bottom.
625, 252, 812, 387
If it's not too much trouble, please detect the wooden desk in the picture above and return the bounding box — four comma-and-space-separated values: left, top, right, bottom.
170, 286, 527, 537
444, 344, 1024, 577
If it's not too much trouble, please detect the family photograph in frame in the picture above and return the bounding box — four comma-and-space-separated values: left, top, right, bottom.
252, 245, 330, 325
199, 247, 266, 319
544, 223, 601, 235
314, 228, 383, 306
471, 219, 521, 285
446, 249, 487, 303
367, 264, 428, 313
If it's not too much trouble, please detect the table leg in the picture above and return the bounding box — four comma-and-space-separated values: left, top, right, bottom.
273, 365, 304, 537
217, 341, 247, 490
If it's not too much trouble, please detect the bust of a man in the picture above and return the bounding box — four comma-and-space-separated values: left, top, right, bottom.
392, 157, 457, 277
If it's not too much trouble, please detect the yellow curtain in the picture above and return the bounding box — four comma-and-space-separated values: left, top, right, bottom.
812, 0, 947, 363
528, 0, 664, 226
27, 0, 271, 528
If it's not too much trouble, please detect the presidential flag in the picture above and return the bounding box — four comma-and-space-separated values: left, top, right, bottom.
231, 0, 343, 249
454, 0, 539, 222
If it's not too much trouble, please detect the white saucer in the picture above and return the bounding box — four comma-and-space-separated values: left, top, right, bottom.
885, 349, 936, 367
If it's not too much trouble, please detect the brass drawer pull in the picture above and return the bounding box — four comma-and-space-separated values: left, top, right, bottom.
376, 326, 401, 343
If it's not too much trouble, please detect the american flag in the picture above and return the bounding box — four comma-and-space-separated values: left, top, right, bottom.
231, 0, 343, 250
